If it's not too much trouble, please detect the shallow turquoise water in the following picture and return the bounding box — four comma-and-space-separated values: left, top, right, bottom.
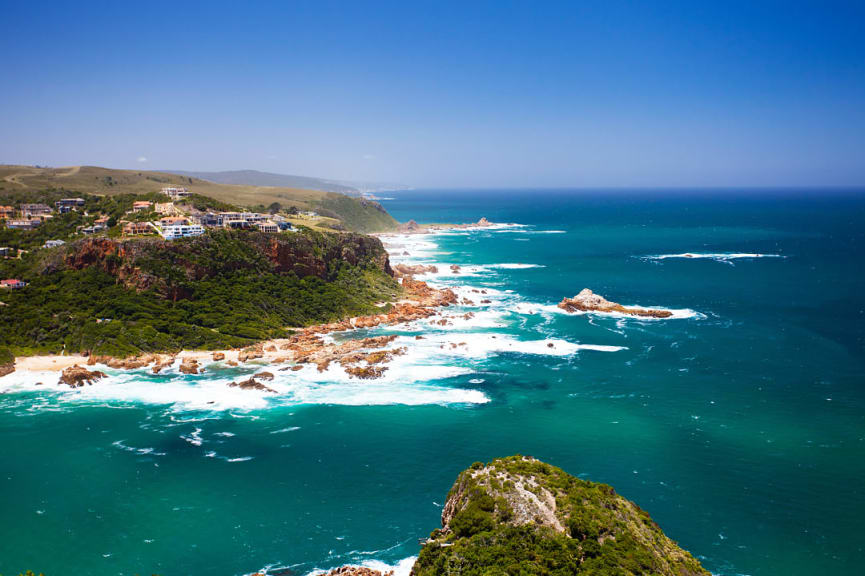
1, 190, 864, 576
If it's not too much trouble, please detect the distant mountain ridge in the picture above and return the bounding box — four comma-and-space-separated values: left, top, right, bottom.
164, 169, 409, 195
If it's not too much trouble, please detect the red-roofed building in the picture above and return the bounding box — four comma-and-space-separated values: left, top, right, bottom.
0, 279, 27, 289
132, 201, 153, 213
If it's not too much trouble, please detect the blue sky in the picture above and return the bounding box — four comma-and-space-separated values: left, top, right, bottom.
2, 0, 864, 187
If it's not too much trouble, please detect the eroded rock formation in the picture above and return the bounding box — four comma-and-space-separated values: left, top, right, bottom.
558, 289, 673, 318
59, 365, 107, 388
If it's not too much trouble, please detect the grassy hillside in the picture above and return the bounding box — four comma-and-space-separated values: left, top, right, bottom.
0, 165, 398, 232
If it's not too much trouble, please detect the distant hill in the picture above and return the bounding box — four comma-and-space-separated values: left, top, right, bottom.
164, 169, 362, 195
0, 165, 398, 233
164, 169, 411, 195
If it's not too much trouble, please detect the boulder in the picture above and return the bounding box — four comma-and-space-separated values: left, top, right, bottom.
228, 377, 275, 393
59, 365, 106, 388
179, 357, 199, 374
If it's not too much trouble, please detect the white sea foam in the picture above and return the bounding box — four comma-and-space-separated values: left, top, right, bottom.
181, 427, 203, 446
642, 252, 784, 264
307, 557, 417, 576
485, 263, 545, 269
495, 229, 566, 234
112, 440, 166, 456
511, 301, 701, 321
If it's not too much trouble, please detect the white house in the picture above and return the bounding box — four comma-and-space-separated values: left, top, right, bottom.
161, 186, 191, 200
159, 223, 205, 240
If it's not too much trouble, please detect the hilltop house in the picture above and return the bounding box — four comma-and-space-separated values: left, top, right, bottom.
6, 219, 42, 230
131, 201, 153, 213
256, 220, 279, 233
43, 239, 66, 249
0, 206, 14, 220
21, 203, 52, 218
159, 216, 189, 227
155, 202, 176, 215
122, 222, 153, 236
0, 247, 11, 258
199, 212, 223, 227
161, 186, 191, 200
55, 198, 85, 213
0, 279, 27, 290
159, 223, 204, 240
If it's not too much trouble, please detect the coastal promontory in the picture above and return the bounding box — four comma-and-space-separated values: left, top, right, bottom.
320, 456, 708, 576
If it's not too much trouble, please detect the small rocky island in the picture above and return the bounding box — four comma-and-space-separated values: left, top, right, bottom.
558, 289, 673, 318
306, 456, 708, 576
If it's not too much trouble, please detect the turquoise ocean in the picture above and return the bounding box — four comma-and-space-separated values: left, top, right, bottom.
1, 189, 864, 576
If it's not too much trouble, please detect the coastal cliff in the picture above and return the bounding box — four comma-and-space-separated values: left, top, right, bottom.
43, 230, 393, 294
322, 456, 709, 576
1, 229, 400, 357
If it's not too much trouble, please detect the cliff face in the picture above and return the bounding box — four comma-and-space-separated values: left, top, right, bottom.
49, 230, 393, 296
412, 456, 709, 576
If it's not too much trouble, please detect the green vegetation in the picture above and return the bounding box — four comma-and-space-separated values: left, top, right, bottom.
413, 456, 708, 576
175, 192, 240, 213
0, 229, 399, 357
315, 193, 397, 233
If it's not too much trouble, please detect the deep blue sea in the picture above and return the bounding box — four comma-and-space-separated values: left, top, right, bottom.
1, 189, 864, 576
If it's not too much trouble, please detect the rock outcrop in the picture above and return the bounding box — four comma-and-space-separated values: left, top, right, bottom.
558, 289, 673, 318
179, 357, 200, 374
392, 263, 438, 278
228, 377, 275, 393
59, 365, 107, 388
414, 456, 709, 576
0, 361, 14, 378
321, 567, 391, 576
397, 219, 425, 233
319, 456, 709, 576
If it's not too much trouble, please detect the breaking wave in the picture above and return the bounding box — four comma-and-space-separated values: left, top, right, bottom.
642, 252, 784, 265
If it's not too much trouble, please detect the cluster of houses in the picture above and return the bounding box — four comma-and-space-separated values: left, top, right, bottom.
122, 212, 294, 240
1, 189, 296, 247
0, 197, 88, 230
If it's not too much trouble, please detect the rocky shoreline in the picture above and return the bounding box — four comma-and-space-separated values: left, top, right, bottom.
17, 265, 457, 388
396, 216, 499, 234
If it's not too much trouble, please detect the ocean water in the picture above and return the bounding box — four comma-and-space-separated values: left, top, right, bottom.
1, 189, 864, 576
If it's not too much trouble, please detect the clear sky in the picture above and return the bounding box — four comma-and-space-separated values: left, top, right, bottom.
2, 0, 864, 188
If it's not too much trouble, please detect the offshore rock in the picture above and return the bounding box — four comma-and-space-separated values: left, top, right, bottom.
228, 377, 275, 393
558, 288, 673, 318
59, 365, 107, 388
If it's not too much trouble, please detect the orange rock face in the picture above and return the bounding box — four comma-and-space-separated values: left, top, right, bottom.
179, 357, 200, 374
321, 566, 392, 576
59, 365, 107, 387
